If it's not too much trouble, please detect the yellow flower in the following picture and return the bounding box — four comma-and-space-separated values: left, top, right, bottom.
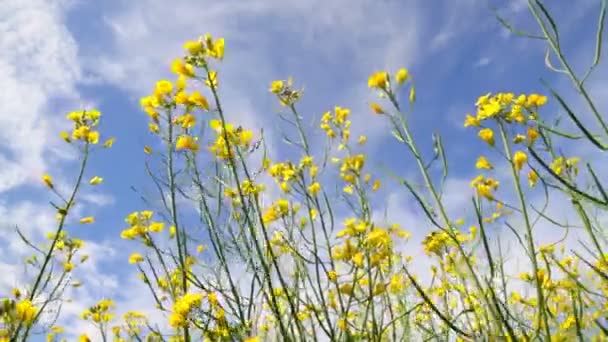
299, 155, 313, 168
372, 180, 381, 191
560, 315, 576, 331
527, 127, 539, 144
270, 80, 284, 94
211, 37, 225, 60
72, 126, 88, 140
128, 253, 144, 264
526, 93, 548, 107
368, 71, 389, 89
389, 274, 405, 294
154, 80, 173, 96
205, 70, 218, 88
238, 130, 254, 146
206, 292, 218, 307
513, 151, 527, 171
144, 146, 152, 154
513, 134, 526, 144
60, 131, 71, 143
78, 335, 91, 342
148, 221, 164, 232
89, 176, 103, 185
351, 252, 364, 267
471, 175, 499, 200
337, 318, 349, 330
63, 262, 74, 272
550, 157, 565, 175
476, 93, 492, 107
175, 91, 189, 105
478, 100, 502, 119
244, 337, 261, 342
148, 122, 160, 133
478, 128, 495, 146
183, 40, 203, 55
50, 326, 64, 334
176, 114, 196, 129
171, 59, 195, 78
42, 174, 53, 188
176, 75, 186, 91
79, 217, 94, 224
307, 182, 321, 196
15, 300, 38, 325
168, 312, 186, 327
176, 135, 199, 152
343, 186, 354, 194
369, 102, 385, 115
528, 170, 538, 187
310, 165, 318, 178
475, 156, 493, 169
189, 91, 209, 110
395, 68, 410, 85
464, 114, 480, 127
86, 131, 99, 144
66, 110, 84, 122
209, 119, 225, 132
103, 137, 116, 148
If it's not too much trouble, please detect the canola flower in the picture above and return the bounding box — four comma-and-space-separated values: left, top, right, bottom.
9, 20, 608, 342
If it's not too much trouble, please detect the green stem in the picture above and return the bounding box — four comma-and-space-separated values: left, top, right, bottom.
497, 121, 550, 339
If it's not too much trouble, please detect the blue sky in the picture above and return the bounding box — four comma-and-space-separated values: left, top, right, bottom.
1, 0, 606, 338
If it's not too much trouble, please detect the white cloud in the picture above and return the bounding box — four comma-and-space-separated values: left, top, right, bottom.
0, 0, 83, 192
0, 2, 133, 339
474, 57, 491, 67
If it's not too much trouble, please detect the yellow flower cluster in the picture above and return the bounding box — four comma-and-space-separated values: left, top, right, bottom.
368, 71, 389, 90
142, 82, 207, 153
422, 229, 472, 256
470, 175, 500, 200
141, 39, 222, 156
208, 119, 254, 159
268, 161, 299, 193
64, 109, 102, 144
550, 156, 580, 177
269, 231, 291, 256
120, 311, 148, 337
120, 211, 165, 240
320, 106, 351, 141
13, 300, 38, 326
183, 34, 225, 60
128, 252, 144, 264
332, 220, 409, 291
46, 231, 85, 252
176, 135, 199, 152
269, 77, 301, 106
169, 292, 203, 327
261, 199, 290, 224
473, 92, 546, 123
228, 179, 266, 201
81, 299, 115, 323
368, 68, 414, 104
465, 92, 547, 150
339, 154, 365, 184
